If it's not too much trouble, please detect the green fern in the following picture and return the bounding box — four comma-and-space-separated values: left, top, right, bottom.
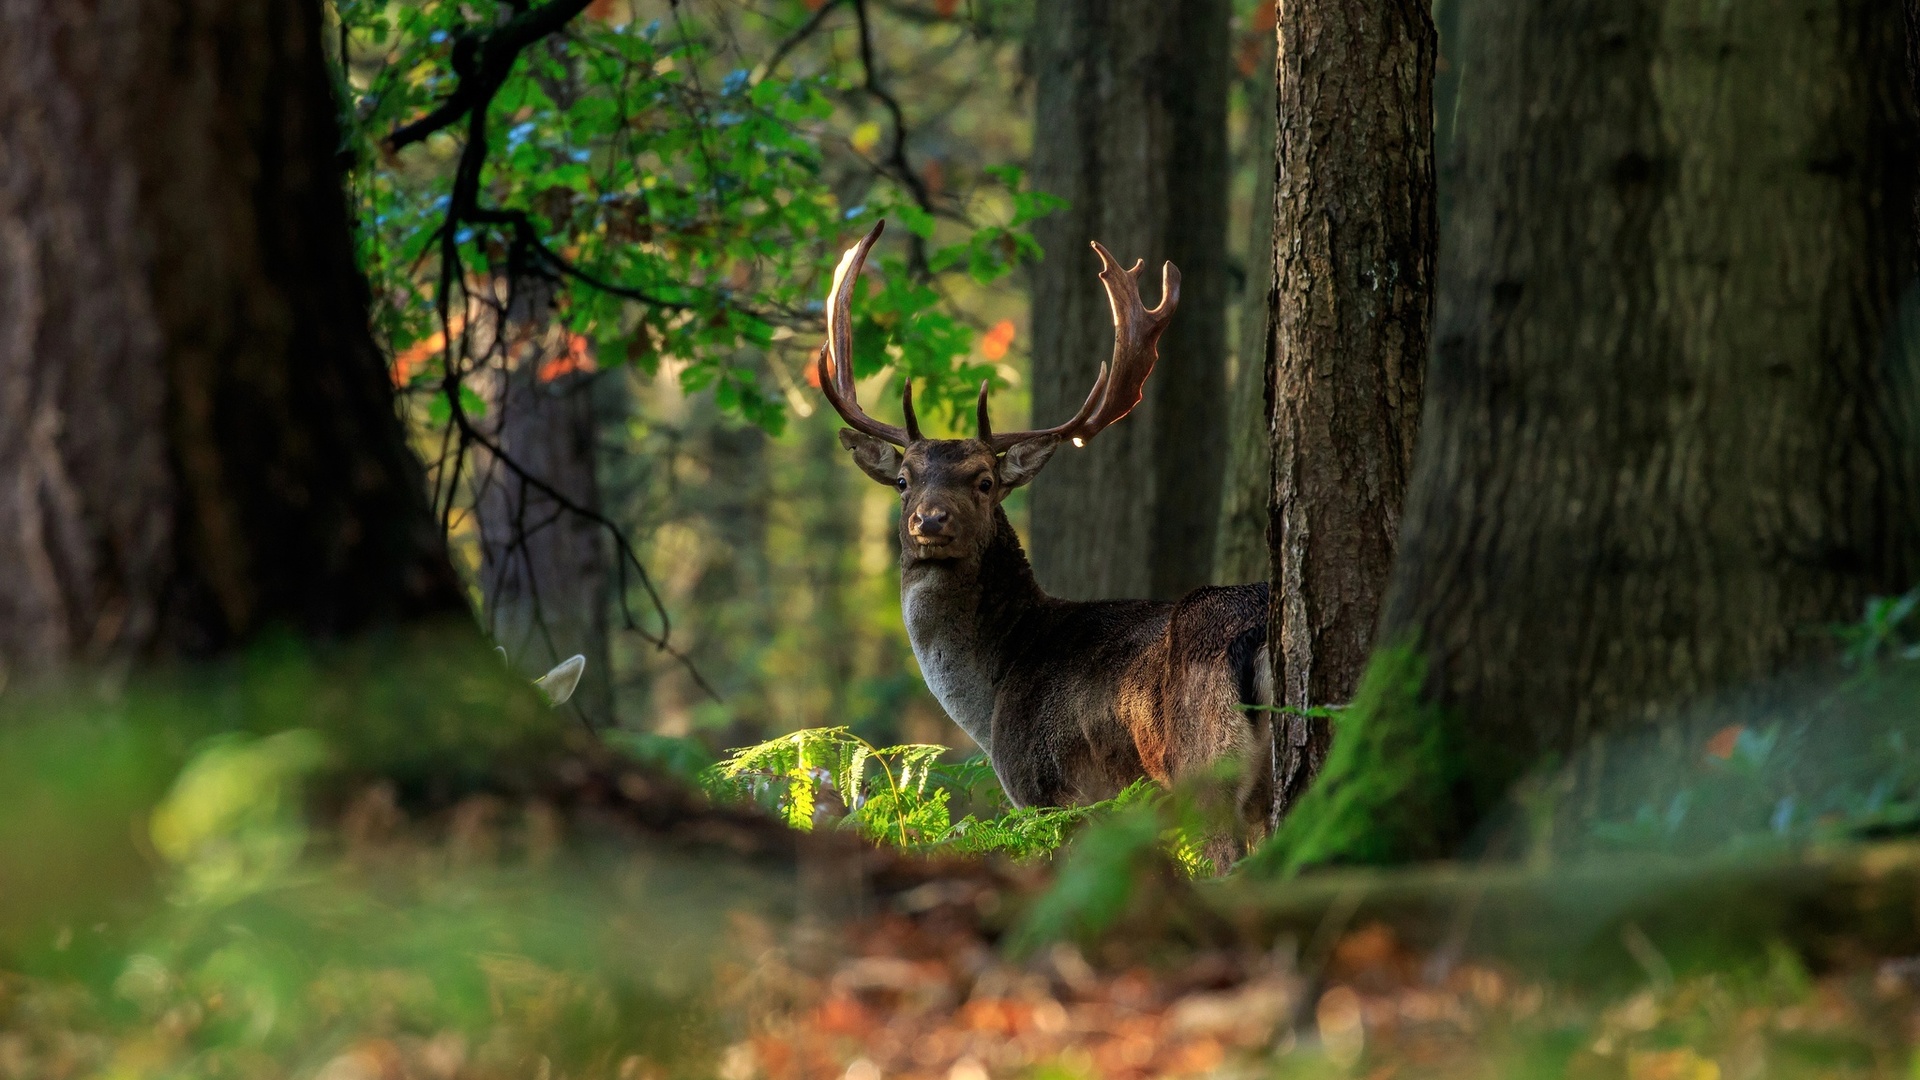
700, 728, 1184, 861
702, 727, 956, 845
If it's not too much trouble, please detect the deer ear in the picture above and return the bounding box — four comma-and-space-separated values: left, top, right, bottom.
997, 435, 1060, 490
839, 429, 905, 486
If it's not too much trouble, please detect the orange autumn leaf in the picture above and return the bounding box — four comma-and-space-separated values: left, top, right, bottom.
538, 333, 597, 382
814, 995, 877, 1036
1704, 724, 1744, 760
980, 319, 1016, 360
390, 314, 466, 385
1235, 5, 1278, 76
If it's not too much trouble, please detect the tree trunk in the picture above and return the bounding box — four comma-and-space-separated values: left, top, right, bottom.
1213, 29, 1280, 589
475, 279, 614, 724
0, 0, 466, 680
1027, 0, 1231, 602
1277, 0, 1920, 865
1265, 0, 1436, 821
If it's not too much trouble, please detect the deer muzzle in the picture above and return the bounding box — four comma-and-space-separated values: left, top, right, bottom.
908, 506, 953, 544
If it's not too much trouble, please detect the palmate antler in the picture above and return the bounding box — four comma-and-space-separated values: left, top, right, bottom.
816, 220, 1180, 451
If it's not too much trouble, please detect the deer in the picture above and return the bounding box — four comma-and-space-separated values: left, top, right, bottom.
817, 221, 1275, 868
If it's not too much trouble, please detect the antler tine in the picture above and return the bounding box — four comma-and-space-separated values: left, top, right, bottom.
975, 381, 993, 443
902, 379, 923, 442
985, 241, 1180, 452
818, 220, 912, 446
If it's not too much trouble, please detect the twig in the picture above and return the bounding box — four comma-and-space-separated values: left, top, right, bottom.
448, 378, 722, 703
851, 0, 930, 273
388, 0, 721, 704
759, 0, 845, 81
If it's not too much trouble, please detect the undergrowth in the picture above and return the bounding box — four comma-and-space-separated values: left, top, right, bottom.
1242, 643, 1457, 876
665, 725, 1205, 870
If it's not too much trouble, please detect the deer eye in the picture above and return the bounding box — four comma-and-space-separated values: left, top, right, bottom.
894, 475, 908, 493
977, 475, 994, 494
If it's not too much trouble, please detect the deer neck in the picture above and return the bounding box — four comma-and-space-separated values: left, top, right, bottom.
899, 506, 1044, 753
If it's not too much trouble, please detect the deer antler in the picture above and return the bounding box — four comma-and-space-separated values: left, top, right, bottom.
817, 221, 923, 445
979, 241, 1179, 452
817, 224, 1178, 453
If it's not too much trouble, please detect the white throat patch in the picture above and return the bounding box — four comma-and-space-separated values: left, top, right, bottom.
901, 575, 997, 752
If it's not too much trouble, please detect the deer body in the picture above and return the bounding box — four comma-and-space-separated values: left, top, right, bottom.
819, 222, 1275, 854
899, 501, 1272, 811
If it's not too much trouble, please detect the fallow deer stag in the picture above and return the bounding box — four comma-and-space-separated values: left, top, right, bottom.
818, 221, 1274, 866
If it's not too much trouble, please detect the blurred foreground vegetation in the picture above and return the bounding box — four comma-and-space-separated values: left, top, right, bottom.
9, 599, 1920, 1077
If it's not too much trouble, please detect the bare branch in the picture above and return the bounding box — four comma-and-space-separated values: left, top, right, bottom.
759, 0, 846, 81
445, 370, 722, 703
851, 0, 931, 274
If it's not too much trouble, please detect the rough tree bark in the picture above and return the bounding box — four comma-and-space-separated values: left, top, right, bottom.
1278, 0, 1920, 864
1265, 0, 1435, 820
476, 279, 614, 723
0, 0, 466, 680
1027, 0, 1232, 602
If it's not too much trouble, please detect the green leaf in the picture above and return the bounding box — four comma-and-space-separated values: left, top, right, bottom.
458, 384, 487, 419
894, 204, 936, 239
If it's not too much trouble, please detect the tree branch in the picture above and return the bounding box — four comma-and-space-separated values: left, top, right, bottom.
386, 0, 598, 151
448, 372, 722, 704
387, 0, 722, 706
759, 0, 846, 82
851, 0, 930, 274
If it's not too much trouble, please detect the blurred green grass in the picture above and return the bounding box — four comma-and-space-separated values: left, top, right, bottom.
0, 628, 763, 1080
11, 606, 1920, 1078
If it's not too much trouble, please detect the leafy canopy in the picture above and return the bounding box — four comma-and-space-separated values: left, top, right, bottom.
332, 0, 1062, 434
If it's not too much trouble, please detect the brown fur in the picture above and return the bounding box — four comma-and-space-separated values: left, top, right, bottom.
841, 432, 1274, 863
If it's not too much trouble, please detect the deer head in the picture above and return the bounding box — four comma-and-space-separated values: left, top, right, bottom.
820, 221, 1180, 564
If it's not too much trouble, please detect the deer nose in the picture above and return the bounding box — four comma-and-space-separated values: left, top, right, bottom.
909, 507, 950, 536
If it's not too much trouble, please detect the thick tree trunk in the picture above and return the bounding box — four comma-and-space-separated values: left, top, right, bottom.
476, 280, 614, 724
1027, 0, 1231, 602
0, 0, 465, 680
1282, 0, 1920, 864
1214, 30, 1280, 589
1265, 0, 1435, 820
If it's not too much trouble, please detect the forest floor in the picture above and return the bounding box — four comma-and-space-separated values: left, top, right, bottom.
6, 640, 1920, 1080
5, 789, 1920, 1080
709, 849, 1920, 1080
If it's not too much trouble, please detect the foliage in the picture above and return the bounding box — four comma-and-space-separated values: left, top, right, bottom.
1572, 674, 1920, 858
1240, 592, 1920, 869
149, 730, 330, 906
703, 725, 951, 842
1839, 587, 1920, 669
1242, 643, 1458, 876
1004, 794, 1206, 954
0, 635, 741, 1080
331, 0, 1059, 433
697, 725, 1184, 863
328, 0, 1060, 743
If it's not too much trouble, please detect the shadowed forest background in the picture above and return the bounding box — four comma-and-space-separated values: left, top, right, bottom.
8, 0, 1920, 1077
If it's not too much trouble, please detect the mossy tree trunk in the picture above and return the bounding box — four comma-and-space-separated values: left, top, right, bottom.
1270, 0, 1920, 867
1264, 0, 1436, 822
1027, 0, 1232, 602
0, 0, 466, 681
